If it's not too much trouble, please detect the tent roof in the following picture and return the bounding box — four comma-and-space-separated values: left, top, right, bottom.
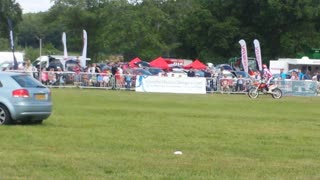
129, 57, 141, 68
184, 59, 207, 69
149, 57, 169, 69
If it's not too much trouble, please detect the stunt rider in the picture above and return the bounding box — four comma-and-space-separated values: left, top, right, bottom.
262, 64, 275, 92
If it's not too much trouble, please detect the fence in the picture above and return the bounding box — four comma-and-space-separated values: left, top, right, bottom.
274, 80, 318, 96
4, 70, 319, 96
39, 71, 135, 90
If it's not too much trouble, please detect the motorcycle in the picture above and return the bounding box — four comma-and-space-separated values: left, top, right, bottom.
248, 80, 282, 99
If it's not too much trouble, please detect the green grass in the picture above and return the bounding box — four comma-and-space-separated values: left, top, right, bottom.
1, 89, 320, 179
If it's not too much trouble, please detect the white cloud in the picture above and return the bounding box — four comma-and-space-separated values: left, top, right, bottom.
15, 0, 54, 13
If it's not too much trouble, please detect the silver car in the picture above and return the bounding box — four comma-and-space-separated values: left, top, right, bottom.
0, 72, 52, 125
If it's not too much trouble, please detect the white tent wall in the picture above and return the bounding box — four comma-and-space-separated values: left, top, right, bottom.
0, 52, 24, 64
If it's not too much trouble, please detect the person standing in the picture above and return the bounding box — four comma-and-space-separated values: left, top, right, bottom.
187, 68, 195, 77
236, 75, 244, 92
304, 71, 311, 80
111, 63, 118, 89
280, 68, 287, 80
24, 59, 34, 77
298, 69, 304, 80
73, 59, 82, 85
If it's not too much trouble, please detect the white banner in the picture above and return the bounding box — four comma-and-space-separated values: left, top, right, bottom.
62, 32, 68, 68
62, 32, 68, 60
254, 39, 262, 71
81, 29, 87, 68
239, 39, 249, 73
135, 76, 206, 94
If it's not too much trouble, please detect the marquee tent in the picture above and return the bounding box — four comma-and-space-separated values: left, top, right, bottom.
149, 57, 169, 70
184, 59, 207, 70
129, 57, 141, 68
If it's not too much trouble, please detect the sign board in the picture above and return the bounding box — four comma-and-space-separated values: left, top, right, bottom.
135, 76, 206, 94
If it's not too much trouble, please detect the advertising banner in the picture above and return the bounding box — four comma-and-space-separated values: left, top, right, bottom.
135, 76, 207, 94
239, 39, 249, 73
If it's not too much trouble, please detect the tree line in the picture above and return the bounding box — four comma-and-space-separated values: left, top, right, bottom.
1, 0, 320, 64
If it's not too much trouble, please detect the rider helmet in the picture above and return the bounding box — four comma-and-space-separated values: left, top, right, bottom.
262, 64, 267, 68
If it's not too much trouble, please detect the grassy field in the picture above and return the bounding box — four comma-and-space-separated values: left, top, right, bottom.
0, 89, 320, 179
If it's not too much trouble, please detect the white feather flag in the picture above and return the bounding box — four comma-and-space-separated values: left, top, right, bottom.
81, 29, 87, 67
62, 32, 68, 60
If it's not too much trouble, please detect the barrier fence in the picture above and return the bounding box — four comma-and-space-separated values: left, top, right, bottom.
4, 70, 320, 96
274, 80, 318, 96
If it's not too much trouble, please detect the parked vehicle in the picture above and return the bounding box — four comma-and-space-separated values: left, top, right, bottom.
97, 63, 111, 71
214, 64, 234, 72
47, 57, 64, 71
0, 72, 52, 124
126, 68, 152, 76
135, 61, 150, 68
166, 71, 188, 77
232, 71, 251, 79
33, 55, 91, 70
146, 67, 165, 76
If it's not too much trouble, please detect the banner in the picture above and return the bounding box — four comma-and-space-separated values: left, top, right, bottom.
62, 32, 68, 60
239, 39, 248, 73
7, 18, 18, 70
61, 32, 68, 70
135, 76, 207, 94
254, 39, 262, 71
81, 29, 87, 68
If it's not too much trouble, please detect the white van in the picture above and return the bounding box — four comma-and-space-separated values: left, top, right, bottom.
33, 55, 91, 70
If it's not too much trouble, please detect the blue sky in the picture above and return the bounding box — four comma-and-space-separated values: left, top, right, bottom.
15, 0, 53, 13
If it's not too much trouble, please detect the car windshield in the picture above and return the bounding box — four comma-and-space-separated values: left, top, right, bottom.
133, 69, 152, 75
12, 75, 46, 88
235, 71, 248, 78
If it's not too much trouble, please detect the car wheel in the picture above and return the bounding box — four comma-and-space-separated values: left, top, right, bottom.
0, 104, 12, 125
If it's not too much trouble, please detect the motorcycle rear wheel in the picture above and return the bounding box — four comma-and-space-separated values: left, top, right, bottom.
271, 88, 282, 99
248, 88, 259, 98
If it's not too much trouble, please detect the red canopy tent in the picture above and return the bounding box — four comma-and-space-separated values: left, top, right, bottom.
129, 57, 141, 68
149, 57, 169, 70
184, 59, 207, 70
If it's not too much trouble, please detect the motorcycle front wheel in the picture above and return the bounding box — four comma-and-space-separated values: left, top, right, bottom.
248, 88, 259, 98
271, 88, 282, 99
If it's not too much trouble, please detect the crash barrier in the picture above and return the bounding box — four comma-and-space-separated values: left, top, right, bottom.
3, 70, 319, 96
38, 71, 134, 90
4, 70, 78, 88
274, 80, 318, 96
214, 78, 252, 94
37, 71, 253, 93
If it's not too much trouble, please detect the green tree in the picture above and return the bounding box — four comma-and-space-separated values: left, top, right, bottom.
0, 0, 22, 50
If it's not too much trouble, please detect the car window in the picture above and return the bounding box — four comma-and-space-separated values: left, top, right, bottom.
133, 69, 152, 75
148, 68, 163, 74
12, 75, 45, 88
